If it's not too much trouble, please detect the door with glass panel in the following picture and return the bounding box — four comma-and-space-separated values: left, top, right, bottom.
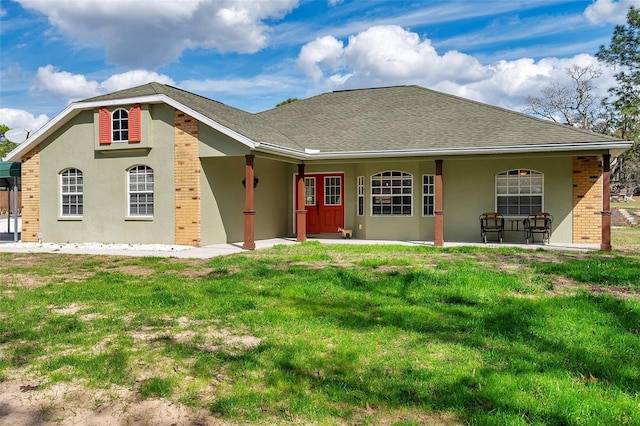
297, 173, 345, 234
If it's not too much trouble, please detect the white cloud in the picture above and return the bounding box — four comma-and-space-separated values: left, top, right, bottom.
584, 0, 637, 25
16, 0, 299, 68
297, 36, 344, 81
32, 65, 101, 100
296, 25, 617, 112
101, 71, 175, 93
31, 66, 175, 102
0, 108, 50, 134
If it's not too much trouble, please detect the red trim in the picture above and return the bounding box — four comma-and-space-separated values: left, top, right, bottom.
98, 108, 111, 145
128, 104, 141, 142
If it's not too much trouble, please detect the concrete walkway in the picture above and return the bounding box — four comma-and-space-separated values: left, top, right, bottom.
0, 236, 599, 258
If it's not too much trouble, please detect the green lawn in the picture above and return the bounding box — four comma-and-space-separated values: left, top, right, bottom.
1, 242, 639, 425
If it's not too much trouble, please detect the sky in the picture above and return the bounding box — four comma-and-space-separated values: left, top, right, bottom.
0, 0, 638, 135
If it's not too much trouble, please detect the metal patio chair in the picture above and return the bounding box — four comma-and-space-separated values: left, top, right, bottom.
479, 212, 504, 243
523, 212, 553, 244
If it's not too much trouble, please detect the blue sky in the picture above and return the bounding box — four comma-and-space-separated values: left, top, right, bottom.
0, 0, 637, 134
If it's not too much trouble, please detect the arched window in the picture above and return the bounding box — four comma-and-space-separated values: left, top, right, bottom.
371, 171, 413, 216
112, 108, 129, 141
128, 165, 154, 216
496, 169, 543, 215
60, 168, 83, 216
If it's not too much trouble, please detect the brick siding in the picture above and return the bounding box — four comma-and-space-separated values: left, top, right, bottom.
174, 110, 201, 246
572, 156, 602, 244
20, 146, 40, 242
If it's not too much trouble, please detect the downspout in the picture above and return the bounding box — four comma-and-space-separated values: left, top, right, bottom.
601, 153, 612, 251
434, 159, 444, 247
13, 177, 18, 242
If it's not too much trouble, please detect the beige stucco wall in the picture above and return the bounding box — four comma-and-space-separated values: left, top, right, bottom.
200, 156, 291, 244
442, 155, 572, 244
38, 104, 176, 244
301, 153, 577, 244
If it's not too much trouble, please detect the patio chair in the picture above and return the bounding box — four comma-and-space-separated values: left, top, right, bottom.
523, 212, 553, 244
479, 212, 504, 243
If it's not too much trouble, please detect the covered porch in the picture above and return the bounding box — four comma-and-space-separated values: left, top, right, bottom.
0, 161, 21, 242
234, 153, 613, 251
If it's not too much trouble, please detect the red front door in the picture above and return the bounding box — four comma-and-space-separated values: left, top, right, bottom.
298, 173, 345, 234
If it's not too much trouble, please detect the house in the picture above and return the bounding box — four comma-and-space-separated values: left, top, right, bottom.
4, 83, 632, 250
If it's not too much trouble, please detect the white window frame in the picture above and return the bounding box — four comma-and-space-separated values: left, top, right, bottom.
324, 176, 342, 206
422, 174, 435, 216
304, 177, 316, 206
495, 169, 544, 216
371, 171, 413, 216
112, 108, 129, 142
60, 168, 83, 217
357, 176, 364, 216
128, 165, 154, 217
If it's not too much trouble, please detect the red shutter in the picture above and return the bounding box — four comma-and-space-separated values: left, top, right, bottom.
98, 108, 111, 144
128, 104, 141, 142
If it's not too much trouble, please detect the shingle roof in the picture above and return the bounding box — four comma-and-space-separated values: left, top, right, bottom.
257, 85, 623, 152
84, 83, 303, 150
82, 83, 626, 155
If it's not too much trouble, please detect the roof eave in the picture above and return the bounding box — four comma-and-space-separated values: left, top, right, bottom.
5, 94, 258, 162
255, 141, 633, 161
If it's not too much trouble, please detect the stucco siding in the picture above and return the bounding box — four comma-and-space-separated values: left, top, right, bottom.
201, 156, 290, 244
443, 156, 573, 243
299, 154, 575, 243
198, 123, 251, 157
38, 105, 176, 244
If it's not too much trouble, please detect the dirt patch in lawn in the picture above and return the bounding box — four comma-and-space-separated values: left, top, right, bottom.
0, 372, 229, 426
548, 277, 639, 300
1, 273, 54, 288
129, 325, 262, 356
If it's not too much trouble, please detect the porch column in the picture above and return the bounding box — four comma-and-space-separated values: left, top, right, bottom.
296, 163, 307, 242
243, 154, 256, 250
601, 153, 612, 251
434, 159, 444, 247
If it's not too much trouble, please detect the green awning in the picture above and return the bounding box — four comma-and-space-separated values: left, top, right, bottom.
0, 161, 20, 178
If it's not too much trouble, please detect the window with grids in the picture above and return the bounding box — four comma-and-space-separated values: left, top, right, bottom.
60, 168, 83, 216
325, 176, 342, 205
357, 176, 364, 216
112, 108, 129, 141
128, 165, 154, 216
496, 169, 543, 215
304, 177, 315, 206
422, 175, 435, 216
371, 171, 412, 216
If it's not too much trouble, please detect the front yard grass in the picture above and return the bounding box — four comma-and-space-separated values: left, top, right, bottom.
0, 242, 639, 425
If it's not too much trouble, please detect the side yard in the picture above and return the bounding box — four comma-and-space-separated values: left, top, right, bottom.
0, 237, 639, 425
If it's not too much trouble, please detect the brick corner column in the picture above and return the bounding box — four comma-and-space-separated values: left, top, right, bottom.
601, 153, 612, 251
20, 145, 41, 243
174, 110, 201, 246
434, 159, 444, 247
243, 154, 256, 250
296, 163, 307, 242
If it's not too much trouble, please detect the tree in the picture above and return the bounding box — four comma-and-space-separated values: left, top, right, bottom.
596, 6, 640, 182
524, 65, 606, 130
276, 98, 299, 107
0, 125, 17, 159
